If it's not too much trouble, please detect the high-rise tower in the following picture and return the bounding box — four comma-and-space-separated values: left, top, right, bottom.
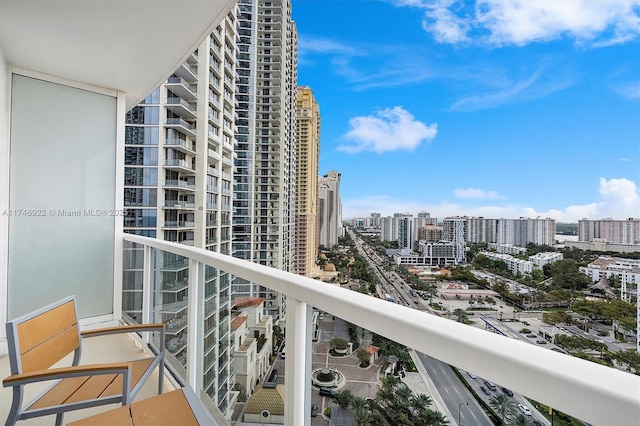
318, 170, 342, 248
232, 0, 298, 324
295, 86, 320, 276
122, 10, 239, 418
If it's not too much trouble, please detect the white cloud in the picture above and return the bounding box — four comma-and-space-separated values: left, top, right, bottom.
454, 187, 499, 199
396, 0, 640, 47
342, 178, 639, 222
613, 81, 640, 99
338, 107, 437, 153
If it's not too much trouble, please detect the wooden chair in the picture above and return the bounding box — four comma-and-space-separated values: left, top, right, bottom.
2, 296, 165, 426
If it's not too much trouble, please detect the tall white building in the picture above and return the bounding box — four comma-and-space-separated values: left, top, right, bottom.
443, 217, 467, 264
318, 170, 342, 248
578, 218, 640, 244
231, 0, 299, 324
122, 11, 238, 416
397, 213, 414, 252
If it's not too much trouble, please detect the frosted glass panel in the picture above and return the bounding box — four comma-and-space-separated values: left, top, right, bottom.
8, 75, 116, 319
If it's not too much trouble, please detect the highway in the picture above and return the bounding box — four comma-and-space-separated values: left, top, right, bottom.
416, 352, 493, 426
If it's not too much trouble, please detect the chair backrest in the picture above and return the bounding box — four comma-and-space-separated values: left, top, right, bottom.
6, 296, 81, 375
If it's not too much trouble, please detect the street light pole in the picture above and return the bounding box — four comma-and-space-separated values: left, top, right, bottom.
458, 401, 468, 426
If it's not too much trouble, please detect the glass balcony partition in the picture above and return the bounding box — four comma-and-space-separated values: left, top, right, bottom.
122, 234, 640, 426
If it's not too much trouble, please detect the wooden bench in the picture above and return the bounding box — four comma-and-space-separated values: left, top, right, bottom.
3, 296, 165, 426
67, 387, 216, 426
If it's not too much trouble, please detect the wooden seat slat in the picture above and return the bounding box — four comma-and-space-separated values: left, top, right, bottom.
29, 376, 90, 410
20, 325, 80, 373
130, 390, 199, 426
67, 405, 133, 426
101, 359, 154, 398
64, 373, 119, 404
16, 301, 77, 354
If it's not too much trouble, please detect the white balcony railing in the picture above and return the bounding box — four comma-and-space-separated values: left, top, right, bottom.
122, 234, 640, 426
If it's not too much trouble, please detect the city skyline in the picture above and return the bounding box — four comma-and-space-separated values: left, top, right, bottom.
293, 0, 640, 222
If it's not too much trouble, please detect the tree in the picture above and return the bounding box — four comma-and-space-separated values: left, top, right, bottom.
334, 389, 353, 408
509, 413, 532, 425
489, 393, 516, 421
453, 308, 468, 323
356, 348, 371, 367
614, 350, 640, 373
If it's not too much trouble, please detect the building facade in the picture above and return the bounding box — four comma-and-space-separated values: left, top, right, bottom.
578, 218, 640, 244
318, 170, 342, 248
294, 86, 320, 276
232, 0, 299, 324
122, 11, 238, 417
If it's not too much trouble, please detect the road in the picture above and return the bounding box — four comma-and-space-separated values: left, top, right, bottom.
415, 352, 492, 426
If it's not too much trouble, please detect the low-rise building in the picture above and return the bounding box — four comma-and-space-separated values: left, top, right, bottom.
231, 297, 273, 399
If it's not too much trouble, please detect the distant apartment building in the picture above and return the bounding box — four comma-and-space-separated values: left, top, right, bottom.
397, 213, 414, 251
578, 218, 640, 244
294, 86, 320, 276
579, 256, 640, 286
529, 252, 564, 269
443, 217, 467, 264
465, 217, 555, 246
481, 251, 534, 276
563, 239, 640, 253
318, 170, 342, 248
231, 0, 298, 324
418, 225, 443, 242
380, 216, 398, 242
413, 212, 437, 244
488, 243, 528, 256
122, 12, 238, 416
371, 212, 382, 228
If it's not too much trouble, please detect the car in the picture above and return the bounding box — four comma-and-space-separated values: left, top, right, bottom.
484, 381, 497, 391
466, 371, 477, 379
532, 419, 543, 426
501, 387, 513, 397
480, 386, 491, 395
319, 387, 339, 398
536, 340, 547, 345
311, 404, 318, 417
518, 404, 532, 416
527, 334, 536, 338
414, 300, 419, 304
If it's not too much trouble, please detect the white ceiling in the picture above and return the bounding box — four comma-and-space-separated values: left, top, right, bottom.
0, 0, 235, 109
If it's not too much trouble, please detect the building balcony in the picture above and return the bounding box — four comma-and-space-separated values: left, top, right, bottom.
163, 158, 196, 174
163, 180, 196, 191
165, 97, 197, 120
165, 117, 197, 137
165, 77, 198, 101
117, 234, 639, 425
163, 200, 196, 209
163, 220, 196, 229
165, 138, 196, 154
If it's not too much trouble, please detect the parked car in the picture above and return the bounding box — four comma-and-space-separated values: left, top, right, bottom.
536, 339, 547, 345
311, 404, 318, 417
480, 386, 491, 395
319, 387, 339, 398
484, 381, 497, 391
501, 387, 513, 397
518, 403, 532, 416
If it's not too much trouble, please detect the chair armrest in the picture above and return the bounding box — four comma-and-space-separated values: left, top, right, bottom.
3, 363, 132, 388
81, 323, 165, 338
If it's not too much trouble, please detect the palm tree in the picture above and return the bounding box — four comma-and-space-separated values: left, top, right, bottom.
353, 407, 369, 426
488, 393, 516, 421
509, 413, 532, 426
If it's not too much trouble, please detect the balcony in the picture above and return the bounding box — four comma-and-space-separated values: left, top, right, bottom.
164, 158, 196, 174
115, 235, 640, 425
165, 117, 197, 137
165, 97, 197, 120
165, 77, 198, 101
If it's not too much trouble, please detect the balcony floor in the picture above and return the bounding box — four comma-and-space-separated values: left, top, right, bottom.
0, 333, 174, 425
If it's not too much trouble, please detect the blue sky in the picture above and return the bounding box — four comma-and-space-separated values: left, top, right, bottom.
292, 0, 640, 222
